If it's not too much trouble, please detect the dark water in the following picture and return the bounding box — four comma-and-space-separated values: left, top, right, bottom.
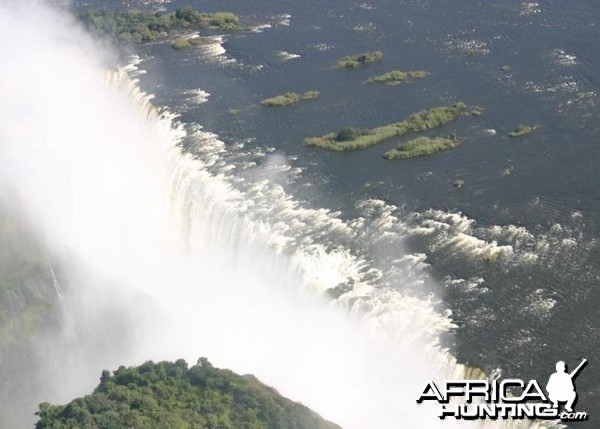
78, 0, 600, 424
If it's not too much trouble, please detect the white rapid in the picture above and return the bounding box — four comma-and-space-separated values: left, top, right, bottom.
0, 2, 555, 429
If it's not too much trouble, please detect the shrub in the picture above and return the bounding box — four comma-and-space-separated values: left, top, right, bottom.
384, 135, 462, 160
261, 92, 301, 107
301, 91, 320, 100
261, 91, 319, 107
171, 38, 191, 49
365, 70, 429, 85
336, 127, 361, 142
336, 51, 383, 68
508, 124, 534, 138
210, 12, 239, 26
175, 6, 202, 22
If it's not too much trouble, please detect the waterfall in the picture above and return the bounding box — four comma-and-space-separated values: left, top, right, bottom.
49, 268, 64, 300
101, 66, 558, 429
102, 67, 453, 428
0, 2, 559, 428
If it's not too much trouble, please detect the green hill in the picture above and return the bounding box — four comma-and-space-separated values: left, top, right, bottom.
35, 358, 342, 429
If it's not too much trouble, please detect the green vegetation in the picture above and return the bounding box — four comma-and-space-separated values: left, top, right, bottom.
336, 51, 383, 69
77, 7, 242, 44
304, 103, 467, 151
509, 124, 534, 138
171, 38, 192, 49
0, 209, 57, 349
261, 91, 320, 107
170, 37, 207, 49
365, 70, 428, 85
206, 12, 241, 31
384, 135, 461, 160
500, 65, 512, 72
301, 91, 320, 100
335, 127, 363, 142
35, 359, 341, 429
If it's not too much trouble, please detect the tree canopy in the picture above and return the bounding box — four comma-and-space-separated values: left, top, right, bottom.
35, 358, 341, 429
77, 7, 242, 44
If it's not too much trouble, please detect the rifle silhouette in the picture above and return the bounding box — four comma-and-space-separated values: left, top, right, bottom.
569, 359, 587, 379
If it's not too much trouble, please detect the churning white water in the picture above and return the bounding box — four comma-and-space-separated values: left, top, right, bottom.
0, 2, 554, 429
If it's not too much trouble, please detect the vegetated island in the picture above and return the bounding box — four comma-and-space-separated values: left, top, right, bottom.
35, 358, 341, 429
261, 91, 320, 107
171, 37, 208, 49
384, 135, 461, 160
508, 124, 534, 138
336, 51, 383, 69
77, 7, 243, 44
365, 70, 429, 85
304, 102, 468, 151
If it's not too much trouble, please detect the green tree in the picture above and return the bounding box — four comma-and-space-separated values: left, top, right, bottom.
35, 359, 341, 429
335, 127, 360, 142
175, 7, 202, 22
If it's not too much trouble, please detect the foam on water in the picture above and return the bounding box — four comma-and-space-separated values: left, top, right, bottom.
180, 88, 211, 107
273, 13, 291, 27
445, 33, 490, 56
358, 3, 376, 11
353, 23, 377, 32
520, 2, 541, 16
309, 42, 335, 51
551, 49, 578, 66
277, 50, 302, 61
190, 34, 235, 65
250, 23, 272, 33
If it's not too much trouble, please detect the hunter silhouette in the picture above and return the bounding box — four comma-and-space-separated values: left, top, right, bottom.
546, 359, 586, 412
